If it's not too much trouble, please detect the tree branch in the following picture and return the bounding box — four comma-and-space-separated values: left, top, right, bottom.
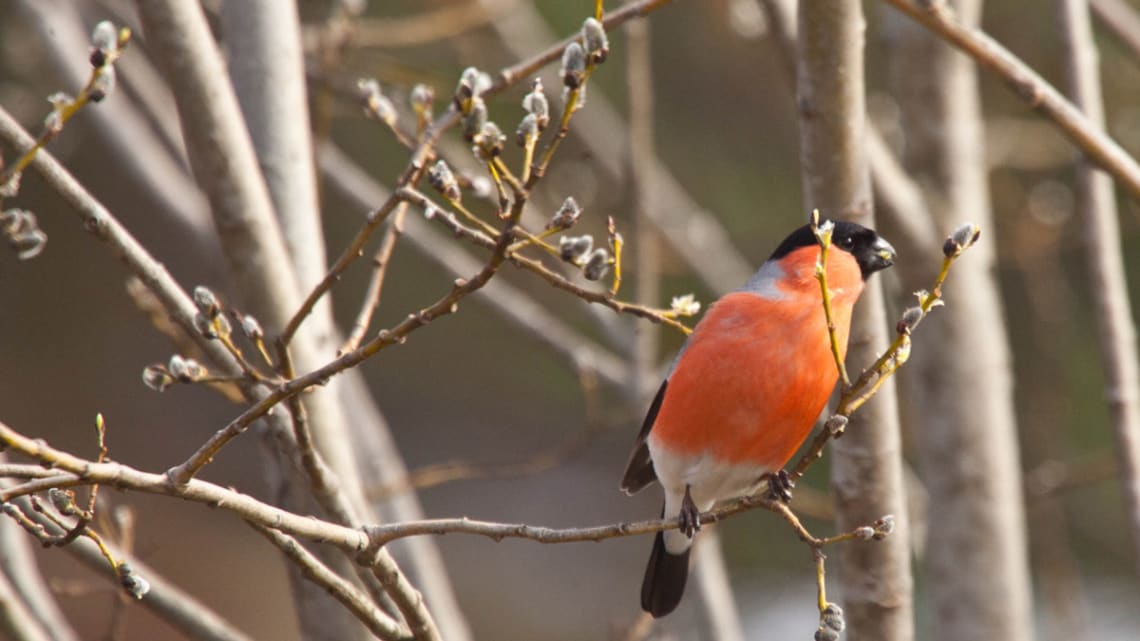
1059, 0, 1140, 579
883, 0, 1140, 207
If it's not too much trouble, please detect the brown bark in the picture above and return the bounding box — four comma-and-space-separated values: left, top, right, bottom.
886, 2, 1035, 640
797, 3, 914, 640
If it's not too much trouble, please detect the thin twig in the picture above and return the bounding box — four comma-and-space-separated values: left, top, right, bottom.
251, 523, 412, 641
341, 204, 409, 354
811, 213, 851, 386
280, 193, 405, 347
883, 0, 1140, 206
402, 187, 692, 333
0, 418, 874, 555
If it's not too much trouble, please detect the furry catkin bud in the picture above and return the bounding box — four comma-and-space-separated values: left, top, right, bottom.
821, 604, 846, 632
92, 21, 118, 53
428, 160, 462, 202
168, 355, 204, 382
943, 222, 981, 258
516, 113, 539, 147
410, 84, 434, 117
455, 67, 478, 105
455, 67, 492, 109
142, 364, 173, 392
583, 248, 610, 281
474, 122, 505, 160
118, 563, 150, 599
240, 315, 263, 340
193, 286, 220, 317
547, 197, 581, 230
581, 18, 609, 64
90, 20, 118, 67
523, 79, 550, 129
873, 514, 896, 539
559, 235, 593, 262
358, 79, 396, 126
561, 42, 587, 89
463, 98, 488, 142
897, 306, 923, 335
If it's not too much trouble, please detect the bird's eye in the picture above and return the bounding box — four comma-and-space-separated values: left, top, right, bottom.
836, 236, 854, 250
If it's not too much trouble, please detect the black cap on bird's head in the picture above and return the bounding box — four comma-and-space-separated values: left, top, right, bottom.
769, 219, 896, 279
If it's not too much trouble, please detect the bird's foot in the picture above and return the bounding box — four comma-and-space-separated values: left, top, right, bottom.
679, 485, 701, 538
765, 470, 795, 503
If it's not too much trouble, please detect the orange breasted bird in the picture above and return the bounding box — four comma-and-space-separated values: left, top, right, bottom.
621, 220, 895, 617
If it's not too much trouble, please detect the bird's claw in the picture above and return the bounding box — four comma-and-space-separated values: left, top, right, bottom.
679, 485, 701, 538
765, 470, 795, 503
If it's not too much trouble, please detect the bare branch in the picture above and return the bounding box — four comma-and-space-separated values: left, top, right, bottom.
251, 523, 412, 641
883, 0, 1140, 207
1059, 0, 1140, 578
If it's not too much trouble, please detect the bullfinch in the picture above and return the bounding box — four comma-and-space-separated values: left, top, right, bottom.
620, 220, 896, 617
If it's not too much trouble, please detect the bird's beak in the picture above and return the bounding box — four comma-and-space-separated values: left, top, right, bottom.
871, 237, 896, 271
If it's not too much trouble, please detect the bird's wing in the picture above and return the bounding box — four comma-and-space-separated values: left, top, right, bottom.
620, 380, 668, 494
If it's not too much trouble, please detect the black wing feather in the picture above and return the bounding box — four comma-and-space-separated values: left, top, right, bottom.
620, 380, 668, 494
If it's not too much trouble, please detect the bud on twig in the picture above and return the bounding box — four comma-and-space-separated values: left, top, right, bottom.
824, 414, 848, 437
473, 122, 505, 160
428, 160, 462, 202
463, 98, 488, 142
820, 603, 845, 633
90, 20, 119, 68
559, 235, 593, 262
142, 364, 174, 392
118, 562, 150, 599
193, 286, 220, 318
168, 355, 204, 383
522, 78, 550, 130
583, 248, 610, 281
239, 314, 263, 341
547, 197, 581, 231
581, 18, 610, 64
455, 67, 492, 109
410, 84, 434, 119
561, 42, 587, 89
872, 514, 896, 540
896, 306, 923, 335
516, 113, 539, 147
943, 222, 981, 258
358, 79, 396, 126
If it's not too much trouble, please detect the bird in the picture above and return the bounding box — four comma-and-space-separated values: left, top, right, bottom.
620, 219, 896, 617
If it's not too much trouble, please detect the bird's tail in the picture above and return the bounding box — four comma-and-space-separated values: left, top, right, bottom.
640, 530, 691, 617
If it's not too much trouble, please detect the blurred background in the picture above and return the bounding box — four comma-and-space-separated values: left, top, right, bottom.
2, 0, 1140, 639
